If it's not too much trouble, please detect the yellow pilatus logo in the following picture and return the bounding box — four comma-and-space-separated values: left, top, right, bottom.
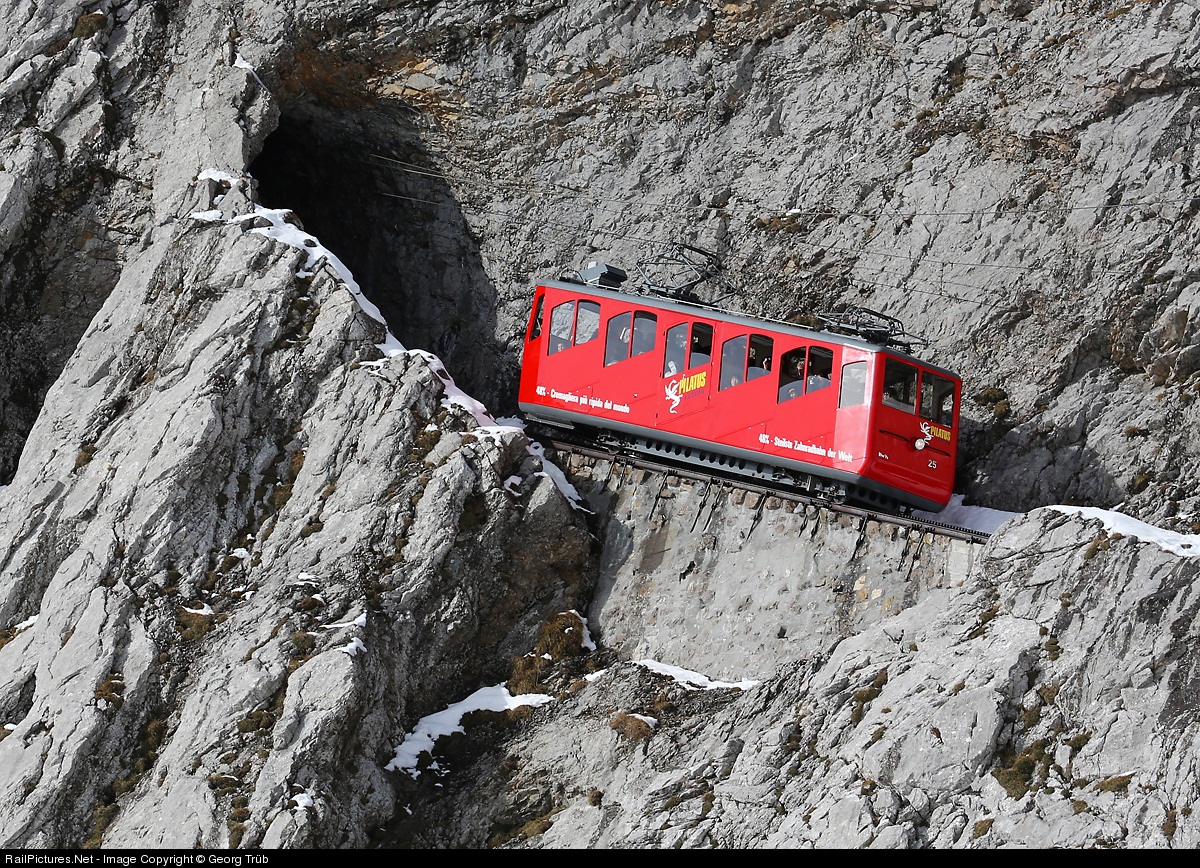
930, 424, 951, 442
677, 371, 707, 394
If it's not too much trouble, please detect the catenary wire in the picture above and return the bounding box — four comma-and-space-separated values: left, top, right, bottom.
377, 190, 1030, 313
363, 152, 1154, 278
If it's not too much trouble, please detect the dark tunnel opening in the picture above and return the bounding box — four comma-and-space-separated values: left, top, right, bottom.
249, 100, 517, 412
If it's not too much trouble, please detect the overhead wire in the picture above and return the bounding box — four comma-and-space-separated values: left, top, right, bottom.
376, 189, 1028, 314
363, 152, 1151, 279
367, 152, 1198, 220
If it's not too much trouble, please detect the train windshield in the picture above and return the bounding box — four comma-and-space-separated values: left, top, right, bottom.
883, 358, 918, 412
529, 293, 544, 341
920, 372, 956, 427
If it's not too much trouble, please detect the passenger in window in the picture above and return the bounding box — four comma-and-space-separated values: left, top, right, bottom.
779, 354, 804, 401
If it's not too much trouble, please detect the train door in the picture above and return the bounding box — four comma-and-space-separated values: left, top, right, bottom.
873, 355, 929, 492
770, 344, 838, 464
597, 307, 663, 425
539, 294, 606, 410
830, 351, 872, 473
656, 321, 714, 427
710, 332, 777, 449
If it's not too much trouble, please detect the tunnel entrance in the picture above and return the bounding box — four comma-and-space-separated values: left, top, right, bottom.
249, 98, 515, 410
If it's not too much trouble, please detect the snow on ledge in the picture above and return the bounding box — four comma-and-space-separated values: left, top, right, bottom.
385, 684, 554, 777
1048, 505, 1200, 558
568, 608, 597, 651
189, 170, 590, 513
190, 170, 405, 358
634, 659, 760, 691
913, 494, 1020, 534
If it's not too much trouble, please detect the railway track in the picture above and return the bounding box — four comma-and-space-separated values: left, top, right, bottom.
540, 433, 992, 546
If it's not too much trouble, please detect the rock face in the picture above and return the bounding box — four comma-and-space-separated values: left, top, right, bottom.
0, 0, 1199, 850
401, 508, 1200, 849
0, 166, 594, 847
570, 454, 979, 679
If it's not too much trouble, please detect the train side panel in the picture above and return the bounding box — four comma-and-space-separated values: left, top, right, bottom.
519, 283, 958, 510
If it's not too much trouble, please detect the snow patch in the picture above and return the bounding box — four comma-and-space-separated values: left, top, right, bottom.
322, 612, 367, 630
1049, 505, 1200, 558
568, 609, 597, 651
386, 685, 554, 777
527, 441, 590, 512
339, 637, 366, 657
232, 53, 265, 89
634, 659, 760, 691
290, 792, 315, 812
913, 494, 1019, 534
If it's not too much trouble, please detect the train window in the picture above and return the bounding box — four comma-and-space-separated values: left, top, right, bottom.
689, 323, 713, 369
748, 335, 773, 381
605, 312, 632, 366
664, 324, 688, 375
631, 312, 657, 357
548, 301, 575, 355
920, 372, 956, 427
720, 335, 748, 390
528, 294, 544, 341
778, 348, 806, 402
840, 361, 868, 407
808, 347, 833, 393
576, 301, 601, 345
883, 358, 918, 413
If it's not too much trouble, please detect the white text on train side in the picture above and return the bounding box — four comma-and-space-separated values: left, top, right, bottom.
759, 433, 852, 462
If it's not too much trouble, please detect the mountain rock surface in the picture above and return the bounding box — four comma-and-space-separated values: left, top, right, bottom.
0, 0, 1198, 849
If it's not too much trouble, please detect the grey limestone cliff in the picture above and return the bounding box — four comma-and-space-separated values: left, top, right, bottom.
0, 0, 1199, 849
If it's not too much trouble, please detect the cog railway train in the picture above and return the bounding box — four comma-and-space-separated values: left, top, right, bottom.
517, 271, 961, 513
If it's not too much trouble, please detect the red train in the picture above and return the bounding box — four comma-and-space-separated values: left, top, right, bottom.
517, 275, 961, 512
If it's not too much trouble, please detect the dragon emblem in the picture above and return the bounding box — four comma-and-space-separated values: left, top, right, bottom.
664, 379, 682, 414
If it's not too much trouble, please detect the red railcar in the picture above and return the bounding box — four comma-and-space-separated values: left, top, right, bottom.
518, 279, 961, 512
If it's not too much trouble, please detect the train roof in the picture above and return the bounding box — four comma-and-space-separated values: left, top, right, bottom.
535, 278, 960, 380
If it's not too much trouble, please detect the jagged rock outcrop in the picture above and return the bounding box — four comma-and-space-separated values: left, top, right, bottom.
0, 166, 593, 847
1, 0, 1200, 850
399, 508, 1200, 849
